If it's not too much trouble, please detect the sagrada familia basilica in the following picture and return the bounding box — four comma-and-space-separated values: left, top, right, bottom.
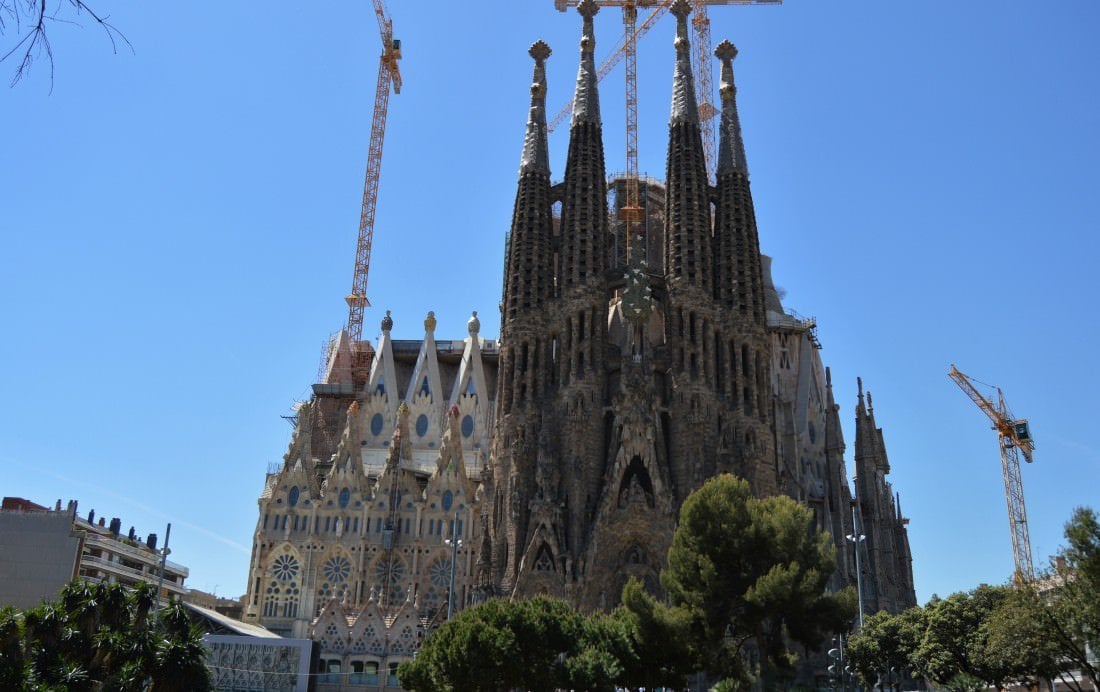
240, 0, 917, 684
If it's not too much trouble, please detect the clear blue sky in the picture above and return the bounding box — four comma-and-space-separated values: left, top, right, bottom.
2, 1, 1097, 605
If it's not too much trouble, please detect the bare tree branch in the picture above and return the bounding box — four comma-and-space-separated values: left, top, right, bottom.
0, 0, 131, 89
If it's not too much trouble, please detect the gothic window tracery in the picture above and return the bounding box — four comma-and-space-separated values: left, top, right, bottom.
617, 457, 655, 509
262, 552, 301, 618
533, 544, 555, 572
371, 558, 407, 606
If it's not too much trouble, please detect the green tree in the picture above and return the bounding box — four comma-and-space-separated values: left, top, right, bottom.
914, 584, 1020, 691
0, 580, 211, 690
399, 596, 588, 692
646, 473, 856, 688
1019, 506, 1100, 690
846, 606, 927, 690
983, 586, 1063, 688
617, 578, 694, 689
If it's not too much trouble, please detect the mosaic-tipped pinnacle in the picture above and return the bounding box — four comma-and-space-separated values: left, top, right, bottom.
529, 40, 551, 62
670, 0, 692, 19
577, 0, 599, 19
715, 39, 738, 62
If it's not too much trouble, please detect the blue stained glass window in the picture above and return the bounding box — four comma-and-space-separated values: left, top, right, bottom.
370, 413, 384, 436
288, 486, 300, 507
339, 488, 350, 509
461, 415, 475, 438
442, 490, 453, 511
419, 377, 430, 397
415, 414, 429, 437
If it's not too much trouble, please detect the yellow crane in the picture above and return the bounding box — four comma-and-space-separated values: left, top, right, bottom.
948, 364, 1036, 581
551, 0, 780, 184
345, 0, 402, 345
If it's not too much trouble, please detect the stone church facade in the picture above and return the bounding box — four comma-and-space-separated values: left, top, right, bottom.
241, 0, 916, 684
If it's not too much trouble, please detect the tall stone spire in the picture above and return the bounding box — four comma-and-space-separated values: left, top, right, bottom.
664, 0, 711, 294
670, 0, 700, 125
571, 0, 601, 127
503, 41, 554, 329
520, 41, 552, 176
715, 40, 748, 175
712, 39, 764, 321
559, 0, 609, 292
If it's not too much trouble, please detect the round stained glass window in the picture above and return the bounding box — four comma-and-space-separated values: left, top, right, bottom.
372, 558, 407, 606
370, 413, 384, 436
324, 556, 351, 584
461, 414, 474, 438
415, 414, 429, 437
288, 486, 299, 507
271, 554, 299, 582
429, 558, 452, 588
339, 487, 350, 508
442, 490, 453, 511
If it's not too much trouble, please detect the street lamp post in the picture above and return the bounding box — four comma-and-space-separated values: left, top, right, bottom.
847, 497, 866, 629
444, 511, 463, 620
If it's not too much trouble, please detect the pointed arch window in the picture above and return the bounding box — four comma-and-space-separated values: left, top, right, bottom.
288, 486, 300, 507
339, 488, 351, 509
533, 544, 555, 572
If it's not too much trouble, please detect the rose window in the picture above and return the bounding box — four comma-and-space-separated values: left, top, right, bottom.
324, 556, 351, 584
271, 554, 299, 582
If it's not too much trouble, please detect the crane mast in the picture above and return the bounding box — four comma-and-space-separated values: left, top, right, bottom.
346, 0, 402, 345
948, 364, 1036, 581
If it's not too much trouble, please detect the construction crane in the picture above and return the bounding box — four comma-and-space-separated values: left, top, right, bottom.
551, 0, 779, 183
345, 0, 402, 344
948, 364, 1036, 582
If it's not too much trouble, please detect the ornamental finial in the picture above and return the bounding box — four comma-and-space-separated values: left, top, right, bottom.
425, 311, 437, 333
467, 310, 481, 336
381, 309, 393, 332
715, 38, 748, 173
715, 39, 738, 63
671, 0, 692, 53
571, 0, 601, 125
529, 39, 551, 63
520, 40, 552, 174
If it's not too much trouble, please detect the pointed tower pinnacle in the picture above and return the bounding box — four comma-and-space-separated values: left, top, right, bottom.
715, 40, 748, 175
502, 40, 555, 332
664, 0, 711, 294
670, 0, 700, 124
520, 41, 552, 175
572, 0, 601, 126
559, 0, 609, 291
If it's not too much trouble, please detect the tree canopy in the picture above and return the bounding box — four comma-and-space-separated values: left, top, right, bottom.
0, 580, 211, 691
398, 595, 634, 692
845, 505, 1100, 692
647, 473, 856, 688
